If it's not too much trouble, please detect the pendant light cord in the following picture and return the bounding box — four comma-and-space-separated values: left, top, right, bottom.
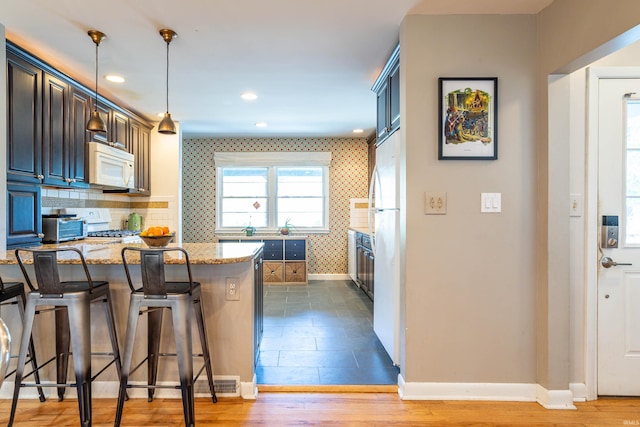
165, 41, 170, 114
94, 42, 99, 112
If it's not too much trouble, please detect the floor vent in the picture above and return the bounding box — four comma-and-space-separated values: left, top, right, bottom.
196, 376, 240, 397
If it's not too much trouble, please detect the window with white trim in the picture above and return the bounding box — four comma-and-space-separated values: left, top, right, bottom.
215, 152, 331, 233
625, 98, 640, 244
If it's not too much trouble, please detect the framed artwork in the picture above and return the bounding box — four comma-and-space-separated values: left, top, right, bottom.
438, 77, 498, 160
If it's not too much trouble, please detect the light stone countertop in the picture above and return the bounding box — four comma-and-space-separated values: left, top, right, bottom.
349, 226, 373, 236
0, 241, 264, 265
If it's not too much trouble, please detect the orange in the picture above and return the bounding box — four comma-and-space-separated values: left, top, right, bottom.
161, 226, 170, 235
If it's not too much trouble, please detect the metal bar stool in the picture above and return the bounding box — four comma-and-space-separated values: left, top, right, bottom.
116, 247, 216, 427
0, 276, 45, 402
10, 248, 124, 427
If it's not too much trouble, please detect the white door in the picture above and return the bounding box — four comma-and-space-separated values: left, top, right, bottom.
597, 78, 640, 396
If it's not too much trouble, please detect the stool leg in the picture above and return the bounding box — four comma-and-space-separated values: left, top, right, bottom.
55, 307, 71, 402
102, 293, 124, 386
67, 299, 91, 427
172, 300, 195, 427
147, 307, 163, 402
16, 291, 45, 402
194, 296, 216, 402
115, 296, 142, 427
9, 296, 37, 426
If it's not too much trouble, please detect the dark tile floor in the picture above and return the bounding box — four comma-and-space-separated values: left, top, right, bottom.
256, 279, 399, 385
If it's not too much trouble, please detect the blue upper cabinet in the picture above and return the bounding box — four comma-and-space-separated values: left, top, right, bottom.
6, 50, 43, 185
372, 44, 400, 145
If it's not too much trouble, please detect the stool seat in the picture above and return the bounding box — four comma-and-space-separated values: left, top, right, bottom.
41, 280, 109, 294
0, 279, 45, 402
9, 248, 123, 427
1, 281, 26, 298
133, 281, 193, 295
116, 247, 216, 427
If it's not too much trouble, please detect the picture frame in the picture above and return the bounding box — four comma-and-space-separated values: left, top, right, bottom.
438, 77, 498, 160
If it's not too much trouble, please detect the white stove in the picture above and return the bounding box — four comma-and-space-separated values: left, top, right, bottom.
62, 208, 142, 244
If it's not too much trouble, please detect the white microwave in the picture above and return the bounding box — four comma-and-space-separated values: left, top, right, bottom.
88, 142, 135, 189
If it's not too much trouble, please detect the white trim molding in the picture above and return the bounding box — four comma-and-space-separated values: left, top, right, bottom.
398, 375, 576, 409
240, 374, 258, 400
570, 382, 588, 402
309, 273, 351, 281
535, 385, 577, 410
214, 151, 332, 167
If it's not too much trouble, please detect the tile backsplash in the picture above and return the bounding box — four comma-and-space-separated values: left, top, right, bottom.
41, 187, 174, 231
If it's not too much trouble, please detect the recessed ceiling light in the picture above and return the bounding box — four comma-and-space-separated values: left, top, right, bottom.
105, 74, 125, 83
157, 112, 165, 118
241, 92, 258, 101
255, 122, 268, 128
353, 129, 364, 133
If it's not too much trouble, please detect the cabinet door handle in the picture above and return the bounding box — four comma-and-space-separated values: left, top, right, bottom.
36, 174, 44, 180
37, 233, 44, 238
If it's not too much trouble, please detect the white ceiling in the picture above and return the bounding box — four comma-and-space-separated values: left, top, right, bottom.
3, 0, 553, 138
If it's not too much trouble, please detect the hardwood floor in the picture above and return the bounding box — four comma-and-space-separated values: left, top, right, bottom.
1, 391, 639, 426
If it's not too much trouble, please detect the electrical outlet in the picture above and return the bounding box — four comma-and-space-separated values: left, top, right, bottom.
226, 277, 240, 301
425, 192, 447, 215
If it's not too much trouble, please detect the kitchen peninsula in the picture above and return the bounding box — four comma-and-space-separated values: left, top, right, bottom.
0, 241, 264, 399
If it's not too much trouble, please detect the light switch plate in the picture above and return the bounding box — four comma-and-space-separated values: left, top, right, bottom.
481, 193, 501, 213
425, 192, 447, 215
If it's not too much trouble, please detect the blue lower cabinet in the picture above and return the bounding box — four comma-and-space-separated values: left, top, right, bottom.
7, 182, 42, 248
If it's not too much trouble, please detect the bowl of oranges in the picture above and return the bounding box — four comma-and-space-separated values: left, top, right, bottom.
139, 226, 174, 247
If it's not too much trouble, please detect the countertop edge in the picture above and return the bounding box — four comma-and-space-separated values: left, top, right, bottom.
0, 242, 264, 266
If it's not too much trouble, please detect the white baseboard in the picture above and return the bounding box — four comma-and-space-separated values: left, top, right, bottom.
240, 374, 258, 400
0, 377, 256, 400
309, 273, 351, 281
569, 382, 587, 402
536, 384, 577, 409
398, 375, 576, 409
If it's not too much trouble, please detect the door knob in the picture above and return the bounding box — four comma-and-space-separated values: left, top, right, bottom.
601, 256, 633, 268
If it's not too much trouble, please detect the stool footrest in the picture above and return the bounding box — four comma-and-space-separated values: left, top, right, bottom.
126, 383, 183, 390
20, 381, 77, 388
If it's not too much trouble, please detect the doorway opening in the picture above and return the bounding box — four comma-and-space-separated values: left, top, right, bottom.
256, 279, 399, 386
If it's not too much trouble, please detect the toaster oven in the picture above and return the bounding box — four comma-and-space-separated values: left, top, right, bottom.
42, 215, 88, 243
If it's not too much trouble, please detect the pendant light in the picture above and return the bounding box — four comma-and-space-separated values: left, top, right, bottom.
158, 29, 177, 134
86, 30, 107, 132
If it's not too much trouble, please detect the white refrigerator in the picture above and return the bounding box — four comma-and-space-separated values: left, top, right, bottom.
368, 131, 400, 366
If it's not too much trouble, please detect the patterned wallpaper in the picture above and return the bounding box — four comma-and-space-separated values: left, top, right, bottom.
182, 137, 369, 275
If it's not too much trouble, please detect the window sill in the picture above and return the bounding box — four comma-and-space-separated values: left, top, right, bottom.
215, 228, 329, 237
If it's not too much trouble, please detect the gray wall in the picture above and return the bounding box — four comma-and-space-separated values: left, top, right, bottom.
396, 0, 640, 392
537, 0, 640, 391
400, 15, 538, 383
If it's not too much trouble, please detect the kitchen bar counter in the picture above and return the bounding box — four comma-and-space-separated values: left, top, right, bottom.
0, 241, 264, 400
0, 241, 263, 265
